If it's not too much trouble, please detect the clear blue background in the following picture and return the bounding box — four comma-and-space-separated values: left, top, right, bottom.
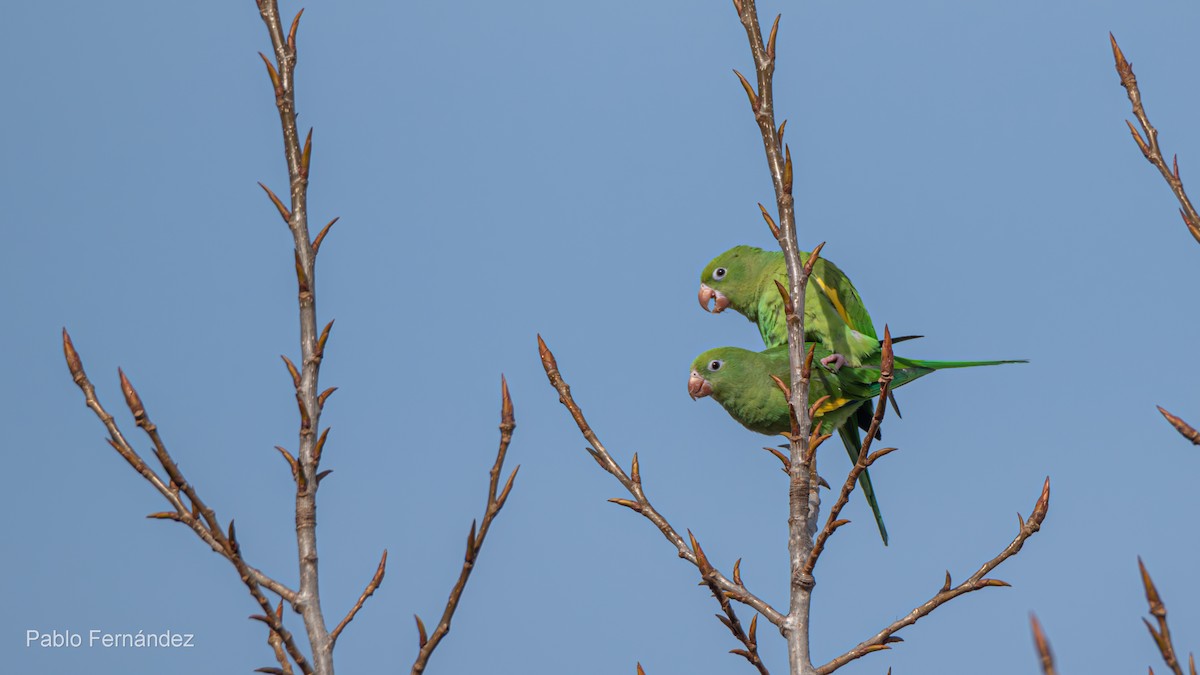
4, 1, 1199, 673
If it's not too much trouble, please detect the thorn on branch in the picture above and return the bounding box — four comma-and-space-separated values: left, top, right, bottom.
227, 519, 239, 556
314, 427, 330, 465
287, 8, 304, 53
301, 128, 313, 179
767, 15, 780, 60
258, 182, 291, 223
146, 511, 182, 521
316, 319, 335, 358
293, 250, 310, 294
275, 446, 301, 483
608, 498, 643, 513
281, 355, 301, 388
465, 520, 478, 562
312, 218, 339, 256
1127, 120, 1151, 158
782, 144, 793, 194
733, 69, 759, 110
414, 615, 428, 648
762, 445, 790, 471
318, 387, 337, 409
773, 280, 794, 315
258, 52, 282, 94
758, 203, 781, 240
802, 242, 825, 278
1156, 405, 1200, 444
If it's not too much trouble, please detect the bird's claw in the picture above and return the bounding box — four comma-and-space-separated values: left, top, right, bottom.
820, 353, 846, 372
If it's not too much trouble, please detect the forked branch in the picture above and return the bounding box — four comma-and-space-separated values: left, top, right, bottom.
817, 477, 1050, 674
62, 329, 310, 675
692, 535, 770, 675
1110, 34, 1200, 244
411, 377, 520, 675
1138, 557, 1196, 675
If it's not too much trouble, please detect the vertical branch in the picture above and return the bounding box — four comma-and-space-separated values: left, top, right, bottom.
732, 3, 816, 672
254, 2, 332, 672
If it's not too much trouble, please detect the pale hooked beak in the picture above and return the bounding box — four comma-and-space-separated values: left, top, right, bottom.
698, 283, 730, 313
688, 371, 713, 400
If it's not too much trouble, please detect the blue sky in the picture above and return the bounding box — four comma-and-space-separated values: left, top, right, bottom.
5, 1, 1200, 673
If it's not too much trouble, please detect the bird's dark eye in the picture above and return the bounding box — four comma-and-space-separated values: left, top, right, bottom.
712, 267, 727, 281
707, 359, 724, 371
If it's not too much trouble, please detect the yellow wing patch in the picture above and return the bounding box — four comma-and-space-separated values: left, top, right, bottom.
814, 277, 851, 326
815, 396, 853, 417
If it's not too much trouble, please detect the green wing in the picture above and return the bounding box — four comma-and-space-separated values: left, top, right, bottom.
700, 245, 880, 365
690, 343, 1026, 546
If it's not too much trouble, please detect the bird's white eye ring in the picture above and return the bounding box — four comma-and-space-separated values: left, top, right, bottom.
707, 359, 724, 371
712, 267, 727, 281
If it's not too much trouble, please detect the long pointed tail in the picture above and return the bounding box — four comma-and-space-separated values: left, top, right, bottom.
894, 356, 1028, 370
837, 421, 888, 546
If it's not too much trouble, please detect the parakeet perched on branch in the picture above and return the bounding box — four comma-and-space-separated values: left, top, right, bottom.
688, 343, 1025, 544
698, 245, 877, 370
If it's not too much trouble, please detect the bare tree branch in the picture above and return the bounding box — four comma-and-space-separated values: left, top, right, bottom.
1110, 36, 1200, 446
411, 376, 520, 675
537, 335, 785, 627
63, 329, 312, 674
729, 3, 817, 671
1110, 34, 1200, 244
330, 550, 388, 646
692, 537, 770, 675
1139, 557, 1195, 675
251, 2, 338, 670
817, 478, 1050, 674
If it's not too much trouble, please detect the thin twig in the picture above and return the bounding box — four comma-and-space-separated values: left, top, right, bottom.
330, 550, 388, 646
255, 602, 296, 675
1138, 557, 1193, 675
1029, 614, 1057, 675
411, 376, 520, 675
1111, 36, 1200, 448
62, 330, 311, 675
816, 477, 1050, 674
1110, 34, 1200, 244
731, 3, 816, 671
691, 535, 770, 675
538, 336, 785, 627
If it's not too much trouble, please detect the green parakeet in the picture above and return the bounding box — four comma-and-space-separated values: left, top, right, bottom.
688, 343, 1026, 544
699, 245, 877, 370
